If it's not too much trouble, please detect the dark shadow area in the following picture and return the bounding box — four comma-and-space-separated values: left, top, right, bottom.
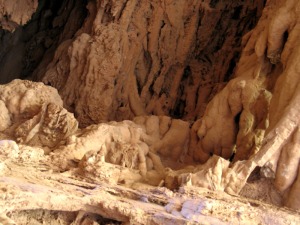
0, 0, 88, 84
8, 210, 123, 224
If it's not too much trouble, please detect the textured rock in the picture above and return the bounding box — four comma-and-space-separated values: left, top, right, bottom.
0, 79, 63, 121
191, 0, 300, 209
15, 103, 78, 149
40, 0, 264, 127
0, 150, 299, 225
0, 0, 38, 31
190, 78, 271, 162
0, 80, 78, 150
51, 116, 192, 186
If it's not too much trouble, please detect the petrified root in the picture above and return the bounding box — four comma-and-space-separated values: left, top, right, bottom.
79, 156, 144, 186
190, 79, 243, 161
247, 0, 300, 210
274, 128, 300, 194
0, 80, 190, 187
51, 116, 193, 186
165, 156, 230, 191
221, 87, 300, 203
164, 154, 258, 198
258, 88, 300, 209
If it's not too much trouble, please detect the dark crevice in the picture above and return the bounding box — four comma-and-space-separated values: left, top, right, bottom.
282, 30, 289, 50
8, 210, 123, 225
148, 80, 155, 96
171, 98, 186, 119
234, 111, 242, 125
229, 151, 235, 162
237, 8, 258, 36
209, 0, 220, 8
224, 52, 240, 82
117, 1, 129, 21
247, 166, 262, 182
232, 6, 243, 20
102, 4, 114, 24
0, 0, 88, 84
170, 66, 190, 118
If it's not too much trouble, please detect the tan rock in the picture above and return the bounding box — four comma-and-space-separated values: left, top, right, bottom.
0, 80, 77, 150
0, 0, 38, 31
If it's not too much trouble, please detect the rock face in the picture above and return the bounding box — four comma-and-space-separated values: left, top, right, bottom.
0, 0, 300, 224
191, 0, 300, 209
0, 0, 38, 31
39, 0, 264, 127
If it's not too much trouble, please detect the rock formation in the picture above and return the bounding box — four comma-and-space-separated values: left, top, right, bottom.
0, 0, 38, 31
191, 0, 300, 209
0, 0, 300, 224
36, 0, 265, 127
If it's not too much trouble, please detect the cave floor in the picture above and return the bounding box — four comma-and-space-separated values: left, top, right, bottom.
1, 154, 299, 225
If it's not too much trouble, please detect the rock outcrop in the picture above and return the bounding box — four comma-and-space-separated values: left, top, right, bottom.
0, 80, 78, 149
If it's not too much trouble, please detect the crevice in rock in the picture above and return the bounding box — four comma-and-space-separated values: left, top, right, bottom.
8, 210, 122, 225
0, 0, 88, 84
